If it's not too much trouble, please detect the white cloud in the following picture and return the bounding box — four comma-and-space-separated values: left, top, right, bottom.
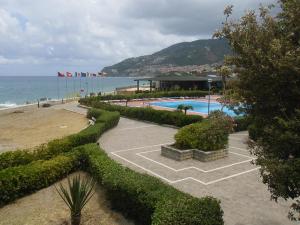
0, 0, 276, 75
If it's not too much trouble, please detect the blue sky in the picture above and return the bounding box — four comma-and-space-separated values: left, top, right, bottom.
0, 0, 275, 76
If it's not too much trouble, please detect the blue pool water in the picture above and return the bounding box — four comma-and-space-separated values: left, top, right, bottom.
150, 100, 238, 117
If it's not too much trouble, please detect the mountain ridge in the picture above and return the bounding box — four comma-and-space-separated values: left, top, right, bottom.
102, 39, 231, 77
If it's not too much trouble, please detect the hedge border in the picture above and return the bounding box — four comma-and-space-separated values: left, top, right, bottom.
82, 143, 224, 225
82, 101, 203, 127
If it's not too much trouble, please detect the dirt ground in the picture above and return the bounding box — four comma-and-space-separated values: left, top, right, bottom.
0, 172, 134, 225
0, 104, 88, 153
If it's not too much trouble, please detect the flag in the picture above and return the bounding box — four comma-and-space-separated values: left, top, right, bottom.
66, 72, 72, 77
81, 72, 86, 77
57, 72, 65, 77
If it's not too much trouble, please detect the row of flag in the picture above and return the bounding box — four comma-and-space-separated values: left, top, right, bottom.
57, 72, 107, 77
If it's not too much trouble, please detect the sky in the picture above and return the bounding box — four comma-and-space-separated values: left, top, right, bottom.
0, 0, 275, 76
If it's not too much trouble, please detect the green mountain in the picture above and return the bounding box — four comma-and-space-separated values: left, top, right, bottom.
102, 39, 231, 77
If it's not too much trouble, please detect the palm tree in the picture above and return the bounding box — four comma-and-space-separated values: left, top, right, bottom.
56, 175, 96, 225
177, 104, 194, 115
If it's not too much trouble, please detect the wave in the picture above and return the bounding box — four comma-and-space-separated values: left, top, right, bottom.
0, 102, 18, 108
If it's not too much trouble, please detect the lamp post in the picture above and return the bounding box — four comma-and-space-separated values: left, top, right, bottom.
208, 78, 212, 115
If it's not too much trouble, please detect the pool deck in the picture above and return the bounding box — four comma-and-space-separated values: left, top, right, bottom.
113, 97, 220, 117
99, 117, 295, 225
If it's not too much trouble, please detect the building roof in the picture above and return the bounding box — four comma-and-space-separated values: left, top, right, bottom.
134, 75, 222, 82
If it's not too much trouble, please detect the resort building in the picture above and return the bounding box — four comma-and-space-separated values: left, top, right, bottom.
134, 73, 222, 91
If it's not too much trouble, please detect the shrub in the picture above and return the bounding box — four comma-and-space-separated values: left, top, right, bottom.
0, 109, 120, 170
42, 103, 51, 107
89, 102, 203, 127
56, 175, 96, 225
81, 143, 223, 225
175, 118, 230, 151
234, 116, 251, 132
0, 150, 81, 206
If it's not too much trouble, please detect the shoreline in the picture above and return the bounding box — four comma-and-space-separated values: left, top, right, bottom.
0, 98, 79, 111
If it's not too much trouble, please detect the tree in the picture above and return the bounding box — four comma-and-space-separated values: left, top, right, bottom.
214, 0, 300, 220
217, 65, 231, 95
177, 104, 194, 115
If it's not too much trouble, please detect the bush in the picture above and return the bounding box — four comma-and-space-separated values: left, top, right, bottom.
42, 103, 51, 107
0, 109, 120, 170
234, 116, 251, 132
175, 118, 230, 151
82, 143, 223, 225
0, 150, 81, 206
89, 102, 203, 127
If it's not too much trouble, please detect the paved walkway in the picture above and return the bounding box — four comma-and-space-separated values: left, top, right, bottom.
99, 117, 295, 225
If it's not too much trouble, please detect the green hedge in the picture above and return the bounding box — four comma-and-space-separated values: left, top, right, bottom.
88, 102, 203, 127
0, 150, 81, 206
79, 90, 209, 104
82, 143, 223, 225
0, 109, 120, 170
175, 118, 229, 151
152, 196, 224, 225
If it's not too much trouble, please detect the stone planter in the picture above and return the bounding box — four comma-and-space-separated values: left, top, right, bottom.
161, 145, 228, 162
161, 145, 193, 161
193, 149, 228, 162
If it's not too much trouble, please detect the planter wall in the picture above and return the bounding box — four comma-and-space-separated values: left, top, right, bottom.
161, 145, 228, 162
193, 149, 228, 162
161, 145, 193, 161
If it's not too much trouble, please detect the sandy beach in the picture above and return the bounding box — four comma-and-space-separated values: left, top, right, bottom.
0, 102, 88, 153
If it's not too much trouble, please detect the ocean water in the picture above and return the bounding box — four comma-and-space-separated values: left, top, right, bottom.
0, 76, 136, 108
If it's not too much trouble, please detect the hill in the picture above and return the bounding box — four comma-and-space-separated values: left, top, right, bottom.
102, 39, 231, 77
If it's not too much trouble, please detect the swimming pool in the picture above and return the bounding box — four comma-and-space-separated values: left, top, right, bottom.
150, 100, 238, 116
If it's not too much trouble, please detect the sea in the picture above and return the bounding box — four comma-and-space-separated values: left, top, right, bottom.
0, 76, 137, 109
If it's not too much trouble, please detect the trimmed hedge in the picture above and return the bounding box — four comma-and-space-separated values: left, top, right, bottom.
79, 90, 209, 104
175, 119, 229, 151
152, 196, 224, 225
0, 109, 120, 170
88, 102, 203, 127
0, 150, 81, 206
82, 143, 223, 225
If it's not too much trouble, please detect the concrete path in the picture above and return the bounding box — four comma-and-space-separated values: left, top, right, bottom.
99, 117, 295, 225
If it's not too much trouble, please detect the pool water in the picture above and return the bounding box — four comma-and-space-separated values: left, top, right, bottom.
150, 100, 238, 116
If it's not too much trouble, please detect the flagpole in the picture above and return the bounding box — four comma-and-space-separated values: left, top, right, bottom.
86, 75, 88, 96
57, 75, 60, 100
97, 75, 100, 95
65, 76, 68, 100
73, 76, 75, 99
